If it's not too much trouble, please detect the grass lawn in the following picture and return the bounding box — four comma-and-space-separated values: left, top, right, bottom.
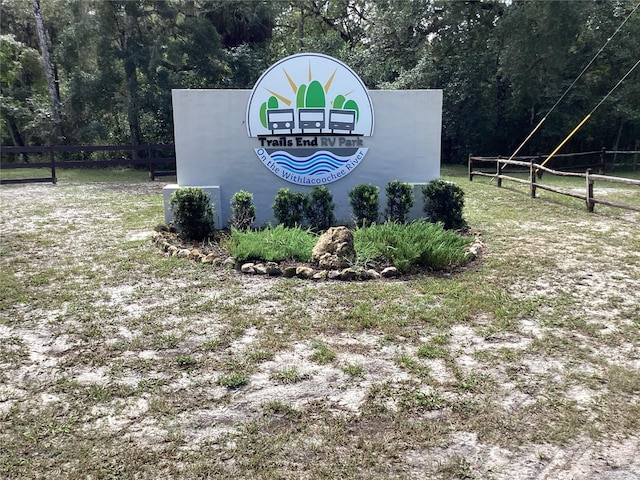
1, 166, 639, 479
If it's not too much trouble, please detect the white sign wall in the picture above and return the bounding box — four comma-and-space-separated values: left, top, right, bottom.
164, 54, 442, 227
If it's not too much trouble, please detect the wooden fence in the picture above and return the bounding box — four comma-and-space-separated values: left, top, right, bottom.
0, 144, 176, 185
468, 153, 640, 213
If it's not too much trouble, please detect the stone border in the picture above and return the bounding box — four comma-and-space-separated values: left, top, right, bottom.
151, 227, 484, 282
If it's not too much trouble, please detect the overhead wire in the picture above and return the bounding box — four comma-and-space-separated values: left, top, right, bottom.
504, 1, 640, 163
539, 57, 640, 170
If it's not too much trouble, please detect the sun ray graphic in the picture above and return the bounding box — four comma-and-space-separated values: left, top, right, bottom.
265, 89, 291, 106
282, 69, 297, 94
324, 69, 337, 93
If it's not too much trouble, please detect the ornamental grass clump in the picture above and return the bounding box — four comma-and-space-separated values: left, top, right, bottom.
226, 225, 316, 262
169, 187, 215, 241
353, 221, 472, 272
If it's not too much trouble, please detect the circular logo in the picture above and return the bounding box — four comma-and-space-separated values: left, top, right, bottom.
247, 53, 374, 185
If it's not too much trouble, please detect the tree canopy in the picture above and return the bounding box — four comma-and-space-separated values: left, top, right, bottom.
1, 0, 638, 162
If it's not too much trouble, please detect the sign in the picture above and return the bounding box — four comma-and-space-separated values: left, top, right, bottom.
246, 53, 374, 186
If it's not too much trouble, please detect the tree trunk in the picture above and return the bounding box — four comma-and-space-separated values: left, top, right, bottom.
122, 6, 142, 155
33, 0, 61, 124
6, 115, 29, 162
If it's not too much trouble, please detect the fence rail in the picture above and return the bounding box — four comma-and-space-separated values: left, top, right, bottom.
0, 144, 176, 185
469, 153, 640, 213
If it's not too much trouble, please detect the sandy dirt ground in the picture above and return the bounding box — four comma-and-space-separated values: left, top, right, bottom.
1, 181, 639, 479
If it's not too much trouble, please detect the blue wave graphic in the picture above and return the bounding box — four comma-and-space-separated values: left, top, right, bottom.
270, 150, 355, 175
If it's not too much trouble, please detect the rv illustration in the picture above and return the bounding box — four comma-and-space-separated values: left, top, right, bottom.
298, 108, 326, 132
267, 109, 295, 133
266, 107, 357, 135
329, 109, 356, 133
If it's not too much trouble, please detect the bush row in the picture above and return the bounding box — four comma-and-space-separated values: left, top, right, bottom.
169, 179, 466, 241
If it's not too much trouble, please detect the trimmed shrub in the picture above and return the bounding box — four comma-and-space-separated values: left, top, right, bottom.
305, 186, 335, 232
349, 183, 379, 227
422, 179, 467, 230
170, 187, 215, 241
230, 190, 256, 231
272, 188, 307, 227
385, 180, 414, 223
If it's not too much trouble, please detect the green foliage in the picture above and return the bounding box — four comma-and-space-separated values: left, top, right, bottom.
272, 188, 308, 228
1, 0, 639, 157
417, 335, 450, 359
342, 363, 365, 377
169, 187, 215, 241
217, 373, 248, 389
353, 221, 472, 272
310, 341, 336, 364
227, 225, 316, 263
385, 180, 414, 223
270, 367, 307, 384
349, 184, 379, 227
305, 186, 335, 232
230, 190, 256, 231
422, 180, 467, 230
175, 355, 197, 368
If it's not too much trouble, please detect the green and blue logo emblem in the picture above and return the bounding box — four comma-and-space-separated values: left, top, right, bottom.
246, 53, 374, 185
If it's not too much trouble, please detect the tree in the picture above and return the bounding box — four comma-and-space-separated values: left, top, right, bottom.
1, 0, 637, 157
32, 0, 61, 123
0, 33, 49, 147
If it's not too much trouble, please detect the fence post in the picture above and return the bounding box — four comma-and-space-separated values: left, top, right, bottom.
599, 147, 606, 174
496, 157, 502, 188
586, 168, 595, 212
147, 145, 154, 181
468, 154, 473, 181
536, 154, 543, 179
50, 149, 57, 184
530, 159, 536, 198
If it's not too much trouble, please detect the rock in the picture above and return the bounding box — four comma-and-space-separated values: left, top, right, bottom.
339, 268, 359, 281
327, 270, 342, 280
312, 270, 328, 280
223, 257, 237, 269
241, 262, 256, 274
381, 266, 400, 278
311, 226, 356, 270
265, 262, 282, 276
283, 266, 297, 278
467, 239, 485, 258
201, 253, 218, 264
211, 257, 224, 267
254, 263, 268, 275
296, 266, 314, 279
361, 269, 381, 281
